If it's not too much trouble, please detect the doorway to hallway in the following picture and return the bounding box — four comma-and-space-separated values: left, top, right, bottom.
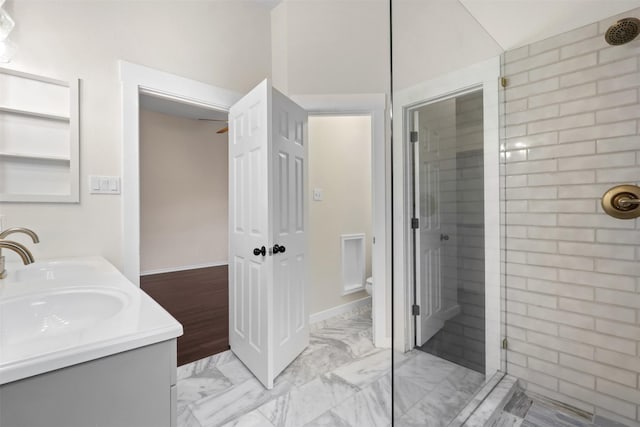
138, 96, 230, 365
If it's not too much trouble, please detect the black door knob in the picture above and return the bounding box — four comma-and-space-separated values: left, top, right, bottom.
440, 234, 449, 241
273, 244, 286, 254
253, 246, 266, 256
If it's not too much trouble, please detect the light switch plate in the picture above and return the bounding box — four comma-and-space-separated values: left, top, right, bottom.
90, 175, 121, 194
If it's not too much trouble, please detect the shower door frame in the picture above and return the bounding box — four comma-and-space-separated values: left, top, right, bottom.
392, 56, 502, 377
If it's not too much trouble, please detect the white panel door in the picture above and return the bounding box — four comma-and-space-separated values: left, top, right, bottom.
229, 79, 272, 388
229, 80, 308, 389
271, 89, 309, 376
413, 110, 445, 346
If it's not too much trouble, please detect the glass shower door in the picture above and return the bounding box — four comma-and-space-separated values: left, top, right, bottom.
393, 88, 492, 426
413, 91, 486, 375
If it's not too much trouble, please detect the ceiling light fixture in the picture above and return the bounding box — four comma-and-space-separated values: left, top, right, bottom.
0, 7, 14, 40
0, 0, 16, 63
0, 38, 16, 62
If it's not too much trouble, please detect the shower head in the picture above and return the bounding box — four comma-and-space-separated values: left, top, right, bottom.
604, 17, 640, 46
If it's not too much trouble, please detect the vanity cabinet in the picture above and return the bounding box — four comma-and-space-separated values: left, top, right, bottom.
0, 340, 177, 427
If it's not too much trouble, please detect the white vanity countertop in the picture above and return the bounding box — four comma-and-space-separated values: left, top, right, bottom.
0, 256, 183, 385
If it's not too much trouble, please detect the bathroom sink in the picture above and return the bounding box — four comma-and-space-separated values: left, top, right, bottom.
0, 256, 182, 386
0, 288, 129, 355
12, 259, 106, 282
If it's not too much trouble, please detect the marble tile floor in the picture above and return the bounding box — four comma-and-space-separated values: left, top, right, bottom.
176, 308, 486, 427
493, 390, 630, 427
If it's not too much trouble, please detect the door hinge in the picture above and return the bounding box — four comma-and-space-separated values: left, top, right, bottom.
500, 77, 508, 88
410, 131, 418, 143
502, 338, 508, 349
411, 218, 419, 229
412, 305, 420, 316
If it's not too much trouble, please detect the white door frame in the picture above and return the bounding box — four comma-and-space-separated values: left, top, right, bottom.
119, 64, 391, 349
119, 61, 241, 284
392, 57, 501, 376
290, 94, 390, 348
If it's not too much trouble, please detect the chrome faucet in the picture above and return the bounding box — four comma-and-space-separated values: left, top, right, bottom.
0, 227, 39, 279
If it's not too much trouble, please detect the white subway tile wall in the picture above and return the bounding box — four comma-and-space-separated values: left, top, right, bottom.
502, 7, 640, 426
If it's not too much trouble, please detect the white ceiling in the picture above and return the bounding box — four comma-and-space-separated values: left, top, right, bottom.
459, 0, 640, 50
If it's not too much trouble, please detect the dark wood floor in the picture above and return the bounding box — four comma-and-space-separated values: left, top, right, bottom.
140, 265, 229, 366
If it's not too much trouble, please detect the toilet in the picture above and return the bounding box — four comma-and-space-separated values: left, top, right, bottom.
365, 276, 373, 295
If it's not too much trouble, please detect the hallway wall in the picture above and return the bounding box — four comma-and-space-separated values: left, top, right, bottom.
309, 116, 372, 315
502, 8, 640, 425
139, 109, 228, 274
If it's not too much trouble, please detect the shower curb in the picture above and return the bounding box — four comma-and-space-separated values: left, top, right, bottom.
450, 373, 518, 427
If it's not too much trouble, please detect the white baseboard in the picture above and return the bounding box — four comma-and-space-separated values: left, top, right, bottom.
140, 261, 228, 276
309, 296, 372, 324
375, 336, 392, 348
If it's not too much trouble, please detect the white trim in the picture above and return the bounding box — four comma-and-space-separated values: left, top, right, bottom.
120, 75, 392, 348
309, 296, 372, 324
342, 286, 365, 296
293, 93, 390, 349
340, 233, 366, 296
119, 61, 241, 285
0, 69, 79, 204
0, 66, 70, 87
392, 56, 502, 377
140, 261, 228, 276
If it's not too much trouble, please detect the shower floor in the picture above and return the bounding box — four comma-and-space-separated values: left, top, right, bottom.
176, 307, 485, 427
494, 390, 630, 427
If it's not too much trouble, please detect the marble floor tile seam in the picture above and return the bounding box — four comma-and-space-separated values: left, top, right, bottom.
255, 372, 363, 427
273, 338, 368, 388
177, 366, 238, 406
179, 338, 360, 407
393, 376, 447, 418
178, 345, 481, 427
216, 345, 384, 426
308, 308, 372, 331
219, 408, 277, 427
178, 350, 238, 380
188, 376, 295, 427
185, 339, 377, 425
331, 350, 393, 390
179, 312, 381, 427
303, 409, 353, 427
178, 404, 205, 427
298, 374, 391, 427
324, 375, 392, 427
393, 354, 486, 421
179, 319, 372, 381
400, 376, 473, 424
